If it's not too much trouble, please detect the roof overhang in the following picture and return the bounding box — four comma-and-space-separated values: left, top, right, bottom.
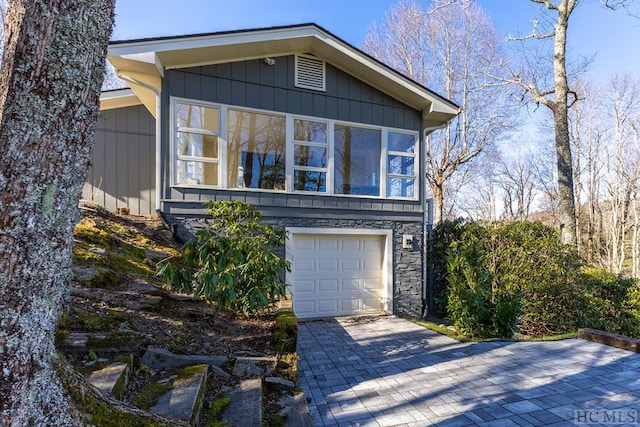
99, 88, 142, 110
107, 24, 459, 128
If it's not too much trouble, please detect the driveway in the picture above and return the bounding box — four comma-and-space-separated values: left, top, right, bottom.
297, 316, 640, 426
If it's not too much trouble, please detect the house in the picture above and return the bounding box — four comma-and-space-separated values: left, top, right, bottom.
88, 23, 459, 319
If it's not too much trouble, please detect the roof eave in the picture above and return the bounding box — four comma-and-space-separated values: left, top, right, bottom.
106, 24, 459, 126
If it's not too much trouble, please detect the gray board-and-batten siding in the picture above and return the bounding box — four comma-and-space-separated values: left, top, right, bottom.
83, 104, 156, 215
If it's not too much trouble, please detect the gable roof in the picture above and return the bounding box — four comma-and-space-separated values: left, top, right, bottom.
107, 23, 459, 127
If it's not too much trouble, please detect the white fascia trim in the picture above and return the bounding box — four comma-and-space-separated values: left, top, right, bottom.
285, 227, 394, 315
109, 26, 318, 64
99, 89, 141, 110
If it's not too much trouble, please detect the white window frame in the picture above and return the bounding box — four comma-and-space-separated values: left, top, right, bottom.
290, 116, 329, 194
385, 130, 418, 199
169, 97, 419, 200
171, 98, 221, 187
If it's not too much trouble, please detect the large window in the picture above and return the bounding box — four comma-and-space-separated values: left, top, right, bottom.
171, 98, 419, 200
227, 109, 286, 191
334, 124, 381, 196
174, 102, 219, 186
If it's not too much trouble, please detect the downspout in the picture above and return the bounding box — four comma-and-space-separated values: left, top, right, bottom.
421, 123, 446, 319
116, 73, 162, 214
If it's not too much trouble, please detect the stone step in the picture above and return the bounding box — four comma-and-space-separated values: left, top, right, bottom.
141, 347, 227, 369
87, 360, 130, 400
149, 364, 208, 426
222, 378, 263, 427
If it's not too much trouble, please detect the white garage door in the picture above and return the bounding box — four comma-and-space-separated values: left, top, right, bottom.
289, 233, 385, 319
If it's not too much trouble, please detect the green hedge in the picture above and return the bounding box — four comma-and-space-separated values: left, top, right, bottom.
439, 221, 640, 339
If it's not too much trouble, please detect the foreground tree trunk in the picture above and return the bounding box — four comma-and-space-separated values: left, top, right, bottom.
550, 0, 578, 246
0, 1, 115, 424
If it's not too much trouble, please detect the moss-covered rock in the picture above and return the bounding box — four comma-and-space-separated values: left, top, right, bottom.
274, 309, 298, 353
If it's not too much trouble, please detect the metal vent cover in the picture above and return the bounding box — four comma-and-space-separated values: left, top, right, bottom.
295, 54, 326, 92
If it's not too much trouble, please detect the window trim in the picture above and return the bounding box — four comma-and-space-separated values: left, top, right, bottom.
169, 97, 419, 200
171, 99, 222, 187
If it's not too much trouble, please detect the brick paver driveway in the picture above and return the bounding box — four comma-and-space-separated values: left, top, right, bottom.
297, 316, 640, 426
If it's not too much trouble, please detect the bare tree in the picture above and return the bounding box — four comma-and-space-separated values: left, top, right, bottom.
0, 0, 115, 423
504, 0, 638, 246
363, 0, 516, 223
497, 154, 538, 221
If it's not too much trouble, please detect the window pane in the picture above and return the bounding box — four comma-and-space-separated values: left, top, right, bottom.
294, 119, 327, 143
177, 133, 219, 158
176, 160, 218, 186
388, 132, 415, 153
388, 178, 415, 198
294, 145, 326, 168
294, 171, 327, 192
176, 103, 219, 131
388, 154, 415, 176
227, 109, 286, 190
334, 125, 381, 196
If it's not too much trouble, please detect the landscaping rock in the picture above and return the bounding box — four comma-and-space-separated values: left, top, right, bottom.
232, 356, 277, 378
222, 379, 262, 427
87, 362, 129, 399
62, 332, 143, 353
278, 392, 313, 427
150, 364, 208, 425
127, 281, 165, 296
265, 376, 295, 388
141, 347, 227, 369
145, 248, 171, 261
71, 266, 100, 282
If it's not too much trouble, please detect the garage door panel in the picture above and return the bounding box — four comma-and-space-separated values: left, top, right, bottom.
318, 299, 339, 314
340, 239, 361, 251
341, 258, 361, 271
295, 279, 316, 293
295, 301, 316, 317
290, 233, 385, 319
318, 279, 338, 292
341, 278, 361, 291
294, 236, 316, 250
295, 258, 316, 272
318, 238, 339, 250
318, 258, 339, 271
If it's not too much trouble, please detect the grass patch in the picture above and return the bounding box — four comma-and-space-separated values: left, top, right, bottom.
515, 331, 578, 341
410, 317, 578, 342
408, 318, 471, 342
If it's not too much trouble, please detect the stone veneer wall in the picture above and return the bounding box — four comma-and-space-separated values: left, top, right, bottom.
169, 215, 425, 318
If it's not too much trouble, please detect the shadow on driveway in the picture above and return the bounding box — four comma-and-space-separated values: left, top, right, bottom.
297, 316, 640, 426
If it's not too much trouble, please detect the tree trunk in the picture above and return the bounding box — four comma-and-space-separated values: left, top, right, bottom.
0, 1, 115, 424
552, 0, 578, 246
432, 184, 444, 224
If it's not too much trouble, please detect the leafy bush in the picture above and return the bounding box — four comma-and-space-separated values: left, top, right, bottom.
442, 220, 640, 339
430, 218, 469, 315
446, 224, 520, 338
157, 201, 289, 317
572, 268, 639, 338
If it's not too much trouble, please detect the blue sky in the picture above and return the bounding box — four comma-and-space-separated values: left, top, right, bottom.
114, 0, 640, 81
